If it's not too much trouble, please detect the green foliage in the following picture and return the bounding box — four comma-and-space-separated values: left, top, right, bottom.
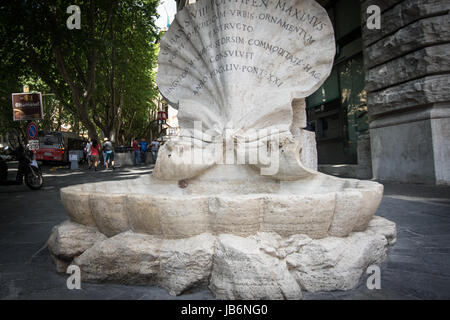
0, 0, 161, 144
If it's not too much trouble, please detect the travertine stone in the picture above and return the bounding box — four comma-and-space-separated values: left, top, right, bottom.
89, 194, 129, 237
158, 233, 216, 295
362, 0, 450, 47
291, 99, 307, 132
57, 219, 395, 297
352, 182, 384, 231
366, 44, 450, 92
368, 75, 450, 117
73, 232, 162, 284
328, 190, 363, 237
209, 234, 303, 300
157, 196, 212, 238
73, 231, 215, 295
364, 14, 450, 69
367, 216, 397, 245
60, 173, 384, 240
48, 216, 395, 298
126, 194, 164, 236
154, 0, 335, 181
208, 195, 261, 236
261, 194, 335, 238
286, 231, 389, 292
60, 190, 96, 227
299, 129, 318, 171
47, 220, 107, 272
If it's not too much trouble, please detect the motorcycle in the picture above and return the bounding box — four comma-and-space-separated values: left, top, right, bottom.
0, 140, 43, 190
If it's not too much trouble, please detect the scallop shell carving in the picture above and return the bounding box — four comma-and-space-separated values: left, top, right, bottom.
157, 0, 335, 136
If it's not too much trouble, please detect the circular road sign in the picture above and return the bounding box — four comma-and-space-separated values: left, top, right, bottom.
27, 122, 39, 140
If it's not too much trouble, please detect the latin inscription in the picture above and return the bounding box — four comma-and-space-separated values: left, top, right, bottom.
160, 0, 332, 99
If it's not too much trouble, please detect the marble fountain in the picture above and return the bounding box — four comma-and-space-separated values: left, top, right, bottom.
48, 0, 396, 299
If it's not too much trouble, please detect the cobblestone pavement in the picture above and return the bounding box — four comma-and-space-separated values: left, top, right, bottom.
0, 164, 449, 300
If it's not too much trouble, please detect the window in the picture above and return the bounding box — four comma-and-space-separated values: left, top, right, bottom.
306, 0, 365, 165
39, 133, 62, 149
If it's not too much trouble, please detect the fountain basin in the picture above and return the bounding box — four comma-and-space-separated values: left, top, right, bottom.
61, 166, 383, 239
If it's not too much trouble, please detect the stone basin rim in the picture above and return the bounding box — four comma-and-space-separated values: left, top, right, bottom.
60, 176, 383, 240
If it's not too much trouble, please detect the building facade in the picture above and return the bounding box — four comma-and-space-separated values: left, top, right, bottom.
174, 0, 450, 185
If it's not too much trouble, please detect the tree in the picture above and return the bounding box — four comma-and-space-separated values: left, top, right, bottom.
0, 0, 160, 143
91, 0, 160, 143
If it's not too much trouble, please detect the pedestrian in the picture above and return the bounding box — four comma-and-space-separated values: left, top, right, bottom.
102, 137, 115, 170
102, 139, 107, 167
90, 139, 100, 171
150, 138, 160, 163
138, 138, 148, 164
132, 138, 140, 165
85, 140, 92, 169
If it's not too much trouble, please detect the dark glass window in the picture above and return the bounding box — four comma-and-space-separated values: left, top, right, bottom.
306, 0, 365, 165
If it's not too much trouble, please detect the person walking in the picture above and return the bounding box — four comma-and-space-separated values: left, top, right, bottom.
102, 137, 115, 170
150, 138, 160, 163
90, 139, 100, 171
138, 138, 148, 164
132, 138, 140, 165
84, 140, 92, 169
102, 139, 107, 167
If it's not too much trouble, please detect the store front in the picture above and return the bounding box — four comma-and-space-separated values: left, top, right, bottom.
306, 0, 367, 165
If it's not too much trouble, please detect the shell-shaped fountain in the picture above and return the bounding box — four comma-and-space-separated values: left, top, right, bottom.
48, 0, 396, 300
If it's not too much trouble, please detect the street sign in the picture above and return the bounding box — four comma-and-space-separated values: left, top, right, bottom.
11, 92, 43, 121
28, 140, 40, 151
27, 122, 39, 140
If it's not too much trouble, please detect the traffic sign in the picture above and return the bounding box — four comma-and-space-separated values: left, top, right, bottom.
27, 122, 39, 140
28, 140, 40, 151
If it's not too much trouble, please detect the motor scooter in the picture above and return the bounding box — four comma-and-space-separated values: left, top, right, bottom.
0, 142, 43, 190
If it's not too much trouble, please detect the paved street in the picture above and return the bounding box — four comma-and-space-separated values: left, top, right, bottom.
0, 165, 449, 300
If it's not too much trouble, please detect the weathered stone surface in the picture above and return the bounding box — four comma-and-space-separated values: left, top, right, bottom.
158, 233, 215, 295
250, 232, 312, 260
49, 215, 396, 298
299, 129, 318, 171
286, 230, 389, 292
366, 44, 450, 92
364, 14, 450, 68
126, 194, 164, 236
154, 0, 336, 182
209, 234, 302, 300
367, 216, 397, 245
362, 0, 450, 47
431, 115, 450, 185
89, 194, 129, 237
291, 98, 307, 132
328, 190, 364, 237
60, 190, 96, 227
74, 232, 161, 284
370, 106, 450, 185
368, 75, 450, 117
352, 182, 384, 231
156, 196, 212, 239
47, 220, 107, 272
208, 195, 261, 237
73, 232, 215, 295
61, 172, 384, 240
261, 194, 335, 239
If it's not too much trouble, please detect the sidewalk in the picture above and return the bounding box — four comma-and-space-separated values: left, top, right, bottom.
0, 167, 449, 299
